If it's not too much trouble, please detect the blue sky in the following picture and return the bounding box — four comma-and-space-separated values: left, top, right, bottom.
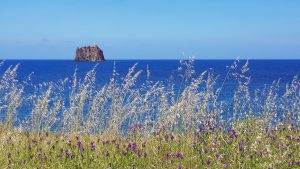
0, 0, 300, 60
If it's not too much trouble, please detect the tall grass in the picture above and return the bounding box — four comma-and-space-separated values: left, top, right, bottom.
1, 59, 300, 168
0, 59, 299, 134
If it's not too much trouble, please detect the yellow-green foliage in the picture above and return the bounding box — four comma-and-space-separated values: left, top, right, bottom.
1, 121, 300, 169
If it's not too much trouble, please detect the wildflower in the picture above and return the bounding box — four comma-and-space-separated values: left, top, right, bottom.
132, 142, 137, 150
165, 135, 169, 141
38, 147, 43, 152
65, 150, 70, 157
164, 153, 169, 161
178, 165, 183, 169
47, 141, 51, 145
296, 161, 300, 166
230, 129, 238, 138
142, 141, 146, 147
170, 134, 174, 141
116, 144, 120, 149
206, 160, 211, 166
127, 143, 132, 149
176, 153, 183, 159
7, 152, 11, 158
122, 151, 127, 156
143, 152, 147, 158
32, 139, 38, 144
76, 141, 82, 147
28, 145, 32, 150
223, 162, 230, 167
75, 136, 80, 140
90, 145, 96, 151
137, 150, 142, 157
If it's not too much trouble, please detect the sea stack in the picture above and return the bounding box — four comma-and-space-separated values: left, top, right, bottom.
75, 45, 105, 62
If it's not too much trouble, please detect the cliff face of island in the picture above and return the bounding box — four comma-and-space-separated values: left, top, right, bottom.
75, 45, 105, 62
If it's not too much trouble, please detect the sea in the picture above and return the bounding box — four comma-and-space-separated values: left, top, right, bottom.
1, 60, 300, 119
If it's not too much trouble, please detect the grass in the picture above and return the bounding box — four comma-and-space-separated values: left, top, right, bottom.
0, 59, 300, 168
1, 120, 300, 168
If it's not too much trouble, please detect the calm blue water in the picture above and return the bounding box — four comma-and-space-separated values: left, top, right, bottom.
1, 60, 300, 119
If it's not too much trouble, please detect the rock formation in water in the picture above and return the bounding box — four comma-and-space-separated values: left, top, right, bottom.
75, 45, 105, 62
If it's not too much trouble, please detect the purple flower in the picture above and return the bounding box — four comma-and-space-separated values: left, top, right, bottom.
28, 145, 32, 150
65, 150, 70, 157
132, 142, 137, 150
47, 141, 51, 145
223, 162, 230, 167
32, 140, 38, 144
176, 153, 183, 159
7, 152, 11, 158
116, 144, 120, 149
38, 147, 43, 152
296, 161, 300, 166
75, 136, 80, 140
230, 129, 238, 138
206, 160, 211, 166
164, 153, 169, 161
76, 141, 82, 147
143, 152, 147, 158
137, 150, 142, 157
165, 135, 169, 141
90, 145, 96, 151
178, 165, 183, 169
81, 147, 85, 152
122, 151, 127, 156
127, 143, 132, 150
170, 135, 174, 141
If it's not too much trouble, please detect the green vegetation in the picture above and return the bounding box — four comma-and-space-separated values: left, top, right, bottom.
1, 121, 300, 168
0, 59, 300, 168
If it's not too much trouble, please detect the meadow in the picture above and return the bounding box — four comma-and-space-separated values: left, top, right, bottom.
0, 59, 300, 168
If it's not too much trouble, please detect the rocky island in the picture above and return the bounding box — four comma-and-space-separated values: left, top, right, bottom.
74, 45, 105, 62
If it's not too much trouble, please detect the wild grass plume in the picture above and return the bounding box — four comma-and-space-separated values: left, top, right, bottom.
0, 59, 300, 168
